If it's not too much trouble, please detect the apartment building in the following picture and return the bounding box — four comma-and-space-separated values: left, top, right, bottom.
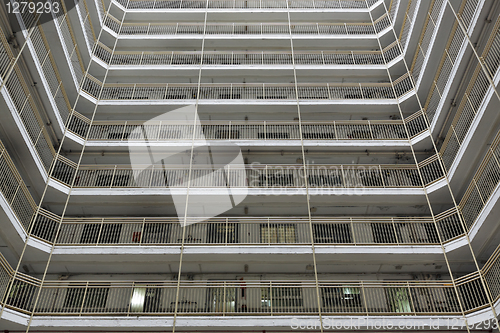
0, 0, 500, 331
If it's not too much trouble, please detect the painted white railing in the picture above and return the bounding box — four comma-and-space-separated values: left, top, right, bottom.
94, 41, 401, 66
81, 73, 413, 101
49, 153, 443, 189
116, 0, 380, 10
0, 24, 56, 170
439, 17, 500, 171
0, 252, 495, 317
104, 13, 390, 35
28, 207, 463, 246
76, 118, 426, 142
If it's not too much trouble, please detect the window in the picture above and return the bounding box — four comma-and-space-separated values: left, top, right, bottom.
261, 287, 303, 308
308, 174, 342, 187
81, 287, 109, 312
259, 173, 294, 186
131, 286, 162, 313
321, 287, 362, 311
313, 223, 352, 243
386, 287, 412, 313
64, 287, 109, 312
99, 224, 123, 243
143, 223, 170, 243
31, 215, 58, 242
63, 288, 85, 311
80, 224, 100, 244
215, 129, 240, 139
260, 224, 296, 243
79, 224, 122, 244
207, 223, 238, 243
7, 281, 35, 311
370, 223, 396, 243
257, 132, 290, 139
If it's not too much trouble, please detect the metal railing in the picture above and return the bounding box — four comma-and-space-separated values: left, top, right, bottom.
30, 279, 486, 315
439, 17, 500, 171
422, 0, 484, 123
4, 5, 78, 134
104, 13, 390, 36
51, 0, 87, 85
1, 117, 497, 251
409, 0, 446, 85
49, 155, 444, 189
66, 87, 425, 143
94, 41, 401, 66
75, 0, 97, 53
459, 131, 500, 230
483, 245, 500, 304
0, 24, 56, 170
0, 141, 38, 231
0, 252, 494, 317
117, 0, 380, 10
81, 73, 413, 101
0, 26, 15, 80
78, 118, 422, 142
0, 129, 489, 251
28, 207, 465, 246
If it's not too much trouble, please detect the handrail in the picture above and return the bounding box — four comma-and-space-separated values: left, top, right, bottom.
459, 130, 500, 230
0, 130, 493, 251
0, 25, 16, 80
52, 0, 86, 82
0, 24, 56, 170
49, 153, 444, 189
0, 249, 498, 317
4, 112, 500, 250
75, 0, 98, 52
30, 207, 462, 246
409, 0, 444, 85
68, 118, 428, 142
0, 141, 38, 231
422, 0, 484, 123
117, 0, 380, 10
103, 13, 390, 36
439, 17, 500, 171
80, 74, 413, 101
94, 41, 402, 66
